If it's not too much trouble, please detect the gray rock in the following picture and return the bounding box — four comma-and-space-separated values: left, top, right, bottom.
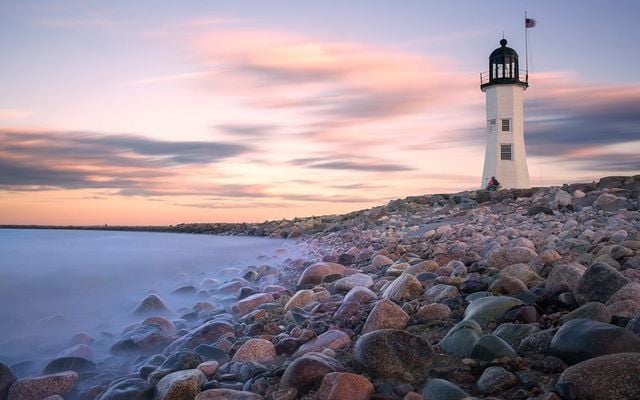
439, 320, 482, 357
556, 353, 640, 400
550, 318, 640, 364
469, 335, 517, 361
517, 328, 557, 355
626, 312, 640, 334
477, 366, 517, 394
463, 296, 523, 325
154, 369, 206, 400
96, 378, 154, 400
111, 324, 171, 355
420, 378, 469, 400
574, 262, 630, 305
0, 363, 16, 400
43, 356, 96, 375
7, 371, 79, 400
546, 263, 586, 293
149, 350, 204, 384
560, 302, 612, 324
354, 329, 433, 383
494, 323, 540, 348
381, 273, 424, 302
280, 353, 344, 394
164, 320, 235, 354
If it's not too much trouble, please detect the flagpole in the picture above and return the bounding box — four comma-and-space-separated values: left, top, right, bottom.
525, 11, 529, 83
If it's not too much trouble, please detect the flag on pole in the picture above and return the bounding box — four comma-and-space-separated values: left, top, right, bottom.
525, 17, 536, 28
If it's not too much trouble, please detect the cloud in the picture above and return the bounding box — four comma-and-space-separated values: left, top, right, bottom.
290, 155, 412, 172
0, 129, 250, 191
0, 109, 33, 120
216, 124, 278, 137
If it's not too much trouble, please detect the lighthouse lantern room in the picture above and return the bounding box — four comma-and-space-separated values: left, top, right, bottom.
480, 38, 531, 189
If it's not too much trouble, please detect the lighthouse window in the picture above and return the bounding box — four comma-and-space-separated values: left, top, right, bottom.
501, 144, 513, 160
488, 119, 497, 133
501, 119, 511, 132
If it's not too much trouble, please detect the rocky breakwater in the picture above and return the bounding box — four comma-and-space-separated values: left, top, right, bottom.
1, 175, 639, 400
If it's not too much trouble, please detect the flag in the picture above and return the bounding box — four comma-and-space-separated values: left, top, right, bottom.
525, 18, 536, 28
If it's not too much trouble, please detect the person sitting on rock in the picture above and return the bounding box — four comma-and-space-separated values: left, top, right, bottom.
487, 176, 500, 191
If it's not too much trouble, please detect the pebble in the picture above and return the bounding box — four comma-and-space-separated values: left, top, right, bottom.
343, 286, 377, 304
297, 262, 346, 287
381, 273, 424, 302
316, 372, 374, 400
439, 320, 482, 357
487, 247, 538, 270
333, 273, 374, 292
232, 339, 276, 363
477, 366, 518, 394
415, 303, 452, 322
232, 293, 275, 316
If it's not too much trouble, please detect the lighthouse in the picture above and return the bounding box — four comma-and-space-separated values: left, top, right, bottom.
480, 38, 530, 189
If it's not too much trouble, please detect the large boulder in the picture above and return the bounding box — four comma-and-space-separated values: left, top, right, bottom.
574, 262, 629, 305
7, 371, 79, 400
556, 353, 640, 400
353, 329, 433, 383
297, 262, 346, 287
550, 318, 640, 364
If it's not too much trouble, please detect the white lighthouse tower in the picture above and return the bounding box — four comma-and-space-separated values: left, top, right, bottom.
480, 38, 530, 189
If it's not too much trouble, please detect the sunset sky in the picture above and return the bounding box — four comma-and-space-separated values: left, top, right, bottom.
1, 1, 639, 225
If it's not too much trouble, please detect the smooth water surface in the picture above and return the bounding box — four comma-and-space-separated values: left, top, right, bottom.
0, 229, 296, 366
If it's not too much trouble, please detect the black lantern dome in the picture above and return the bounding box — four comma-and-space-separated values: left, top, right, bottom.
481, 38, 528, 90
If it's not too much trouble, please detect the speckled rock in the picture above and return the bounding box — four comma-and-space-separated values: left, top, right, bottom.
280, 353, 344, 394
292, 330, 351, 358
556, 353, 640, 400
415, 303, 452, 322
477, 366, 518, 394
96, 378, 154, 400
149, 350, 204, 384
284, 289, 315, 311
133, 294, 171, 315
420, 378, 469, 400
232, 293, 275, 316
196, 361, 219, 378
381, 273, 424, 302
232, 339, 276, 363
333, 273, 374, 292
439, 320, 482, 357
607, 282, 640, 305
546, 263, 587, 293
316, 372, 374, 400
574, 262, 630, 305
487, 247, 538, 270
550, 318, 640, 364
195, 389, 264, 399
405, 260, 439, 275
154, 369, 206, 400
7, 371, 79, 400
361, 299, 409, 334
463, 296, 524, 325
297, 262, 346, 286
607, 300, 640, 319
354, 329, 433, 383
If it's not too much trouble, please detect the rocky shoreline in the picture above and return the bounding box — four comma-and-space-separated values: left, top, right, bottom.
1, 175, 640, 400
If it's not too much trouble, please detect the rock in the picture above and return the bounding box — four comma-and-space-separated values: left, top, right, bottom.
232, 293, 275, 316
556, 353, 640, 400
574, 262, 629, 305
0, 363, 16, 400
280, 353, 344, 394
550, 318, 640, 364
594, 193, 627, 211
386, 262, 410, 276
527, 205, 553, 216
149, 350, 204, 384
560, 302, 611, 324
43, 356, 96, 375
489, 275, 528, 295
215, 280, 247, 295
494, 323, 540, 348
553, 190, 573, 208
518, 328, 557, 355
487, 247, 538, 270
405, 260, 439, 275
415, 303, 451, 322
133, 294, 171, 315
96, 378, 154, 400
381, 273, 424, 302
608, 300, 640, 318
354, 329, 433, 383
333, 273, 374, 292
164, 320, 235, 354
232, 339, 276, 363
477, 366, 517, 394
316, 372, 374, 400
420, 378, 470, 400
424, 284, 459, 302
197, 361, 219, 378
154, 369, 206, 400
470, 334, 517, 361
297, 262, 346, 287
195, 389, 264, 399
111, 324, 171, 355
497, 263, 542, 286
439, 320, 482, 357
58, 344, 93, 359
607, 282, 640, 305
343, 287, 377, 304
292, 330, 351, 358
371, 255, 394, 268
546, 262, 586, 293
463, 296, 524, 325
7, 371, 79, 400
284, 290, 315, 311
361, 299, 409, 334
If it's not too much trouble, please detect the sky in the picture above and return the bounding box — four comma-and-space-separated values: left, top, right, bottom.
1, 0, 639, 225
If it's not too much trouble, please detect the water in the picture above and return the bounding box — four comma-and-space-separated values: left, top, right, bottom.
0, 229, 297, 370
